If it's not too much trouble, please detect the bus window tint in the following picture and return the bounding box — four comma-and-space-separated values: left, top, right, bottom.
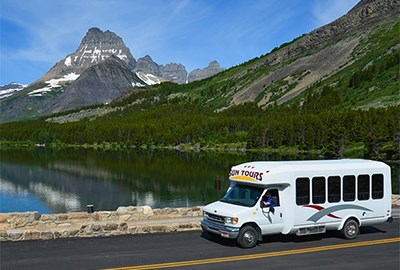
357, 174, 370, 201
372, 174, 384, 199
343, 175, 355, 201
296, 178, 310, 205
328, 176, 341, 203
312, 177, 326, 204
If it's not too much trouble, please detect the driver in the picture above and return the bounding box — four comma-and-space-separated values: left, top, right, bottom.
262, 191, 275, 207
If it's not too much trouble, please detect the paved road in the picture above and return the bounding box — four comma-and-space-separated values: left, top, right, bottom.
1, 218, 399, 270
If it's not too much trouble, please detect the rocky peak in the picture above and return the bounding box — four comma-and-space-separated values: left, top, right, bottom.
81, 27, 125, 46
208, 61, 221, 68
135, 55, 160, 76
36, 27, 136, 83
159, 63, 188, 84
188, 60, 225, 83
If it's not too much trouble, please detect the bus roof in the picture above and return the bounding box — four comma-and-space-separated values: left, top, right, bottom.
228, 159, 389, 185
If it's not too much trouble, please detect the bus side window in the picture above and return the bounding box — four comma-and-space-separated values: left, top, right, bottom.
296, 178, 310, 205
343, 175, 355, 202
372, 174, 384, 199
357, 174, 370, 201
328, 176, 341, 203
312, 177, 326, 204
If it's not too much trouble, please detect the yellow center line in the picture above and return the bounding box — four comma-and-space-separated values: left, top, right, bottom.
105, 237, 400, 270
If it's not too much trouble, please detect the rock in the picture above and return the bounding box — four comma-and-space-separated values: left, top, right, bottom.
116, 206, 129, 214
118, 223, 128, 232
0, 230, 8, 241
69, 229, 79, 237
127, 226, 139, 234
53, 231, 61, 239
11, 219, 26, 229
90, 224, 102, 232
119, 214, 131, 221
9, 231, 23, 241
0, 214, 9, 223
68, 212, 90, 220
141, 206, 154, 217
60, 230, 71, 238
103, 223, 119, 231
24, 230, 41, 240
41, 214, 57, 222
40, 231, 54, 240
57, 214, 69, 221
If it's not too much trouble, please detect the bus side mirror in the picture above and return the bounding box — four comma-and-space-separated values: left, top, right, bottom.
270, 206, 275, 214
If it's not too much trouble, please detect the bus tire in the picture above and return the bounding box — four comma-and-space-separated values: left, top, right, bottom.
237, 225, 258, 248
341, 219, 359, 240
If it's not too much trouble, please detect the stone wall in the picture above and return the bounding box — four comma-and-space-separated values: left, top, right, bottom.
0, 206, 203, 242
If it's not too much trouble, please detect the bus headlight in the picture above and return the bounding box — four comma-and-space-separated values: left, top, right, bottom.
225, 217, 239, 225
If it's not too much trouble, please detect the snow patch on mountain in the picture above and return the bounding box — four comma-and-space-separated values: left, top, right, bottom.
132, 82, 145, 87
65, 56, 72, 66
28, 73, 80, 97
67, 44, 129, 67
46, 73, 80, 87
135, 71, 162, 85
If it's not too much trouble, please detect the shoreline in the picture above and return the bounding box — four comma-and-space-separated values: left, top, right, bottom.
1, 140, 399, 161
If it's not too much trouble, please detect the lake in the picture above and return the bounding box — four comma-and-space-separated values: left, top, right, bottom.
0, 148, 399, 214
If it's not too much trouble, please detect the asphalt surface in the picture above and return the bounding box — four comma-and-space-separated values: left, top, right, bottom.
1, 217, 399, 270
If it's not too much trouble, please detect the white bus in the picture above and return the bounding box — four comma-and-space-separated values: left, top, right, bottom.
201, 159, 393, 248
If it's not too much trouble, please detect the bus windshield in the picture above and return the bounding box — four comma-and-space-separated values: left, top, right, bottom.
220, 184, 264, 207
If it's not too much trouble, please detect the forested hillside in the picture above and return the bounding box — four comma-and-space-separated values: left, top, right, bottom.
1, 2, 399, 160
1, 103, 399, 159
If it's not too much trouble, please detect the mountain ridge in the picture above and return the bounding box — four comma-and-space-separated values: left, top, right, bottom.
0, 27, 225, 122
0, 0, 398, 124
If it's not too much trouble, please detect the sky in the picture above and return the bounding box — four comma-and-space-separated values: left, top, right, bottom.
0, 0, 359, 85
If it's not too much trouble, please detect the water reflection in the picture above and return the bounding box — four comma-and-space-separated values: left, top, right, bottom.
0, 148, 398, 214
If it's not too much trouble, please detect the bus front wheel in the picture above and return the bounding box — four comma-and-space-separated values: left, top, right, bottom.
237, 225, 258, 248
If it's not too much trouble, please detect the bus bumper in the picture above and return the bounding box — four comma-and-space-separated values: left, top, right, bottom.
201, 219, 240, 239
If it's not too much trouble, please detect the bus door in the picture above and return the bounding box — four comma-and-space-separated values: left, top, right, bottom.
257, 188, 284, 234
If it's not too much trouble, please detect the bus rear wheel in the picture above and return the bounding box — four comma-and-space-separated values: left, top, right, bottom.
341, 219, 359, 240
237, 226, 258, 248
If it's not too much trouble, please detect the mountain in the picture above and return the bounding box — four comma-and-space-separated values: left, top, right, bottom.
0, 27, 225, 123
1, 0, 399, 159
36, 27, 136, 84
188, 61, 225, 83
134, 56, 188, 84
135, 55, 160, 77
134, 56, 224, 84
112, 0, 398, 113
226, 0, 400, 108
42, 55, 146, 114
0, 83, 26, 100
2, 0, 397, 125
